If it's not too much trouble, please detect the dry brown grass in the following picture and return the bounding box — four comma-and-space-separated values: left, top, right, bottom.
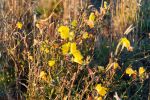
111, 0, 139, 36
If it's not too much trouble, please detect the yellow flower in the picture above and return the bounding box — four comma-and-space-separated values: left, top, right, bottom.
69, 32, 75, 41
125, 67, 136, 76
139, 67, 145, 76
104, 1, 108, 9
58, 26, 70, 39
82, 32, 89, 39
70, 42, 77, 54
48, 60, 55, 67
71, 20, 77, 27
95, 84, 108, 97
39, 71, 47, 81
115, 37, 133, 55
72, 50, 83, 60
120, 37, 131, 51
113, 62, 119, 69
72, 50, 83, 64
73, 57, 83, 65
62, 42, 71, 55
16, 22, 23, 29
89, 12, 95, 21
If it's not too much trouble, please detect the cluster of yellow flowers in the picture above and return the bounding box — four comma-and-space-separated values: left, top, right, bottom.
125, 66, 146, 77
58, 23, 85, 64
61, 42, 83, 64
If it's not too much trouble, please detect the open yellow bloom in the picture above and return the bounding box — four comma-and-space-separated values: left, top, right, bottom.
72, 50, 83, 60
139, 67, 145, 76
89, 12, 95, 21
48, 60, 55, 67
39, 71, 47, 81
95, 84, 108, 97
72, 50, 83, 64
58, 26, 70, 39
115, 37, 133, 55
16, 22, 23, 29
120, 37, 131, 51
62, 42, 71, 55
125, 67, 136, 76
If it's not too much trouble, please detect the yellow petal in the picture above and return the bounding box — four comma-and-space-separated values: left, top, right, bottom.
16, 22, 23, 29
95, 84, 102, 94
72, 50, 83, 64
73, 58, 83, 64
114, 62, 119, 69
99, 87, 107, 96
139, 67, 145, 76
62, 42, 71, 55
95, 84, 108, 97
89, 12, 95, 21
58, 26, 70, 39
125, 67, 136, 76
70, 42, 77, 54
72, 50, 83, 61
120, 37, 131, 50
48, 60, 55, 67
104, 1, 108, 9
